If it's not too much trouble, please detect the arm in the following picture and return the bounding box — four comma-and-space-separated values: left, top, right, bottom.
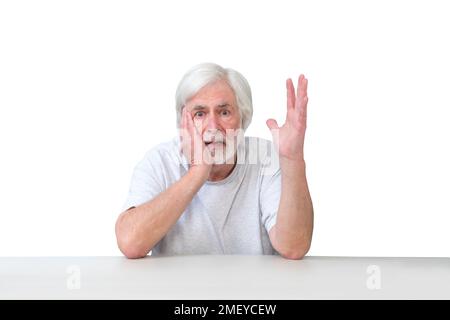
270, 158, 313, 259
115, 108, 212, 259
115, 166, 208, 259
266, 75, 314, 260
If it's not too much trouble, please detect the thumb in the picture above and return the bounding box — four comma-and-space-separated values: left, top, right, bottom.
266, 118, 279, 131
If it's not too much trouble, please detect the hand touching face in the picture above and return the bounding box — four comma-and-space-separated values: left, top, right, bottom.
182, 79, 242, 165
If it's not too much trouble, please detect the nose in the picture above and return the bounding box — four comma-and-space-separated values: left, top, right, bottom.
205, 113, 219, 131
202, 114, 224, 141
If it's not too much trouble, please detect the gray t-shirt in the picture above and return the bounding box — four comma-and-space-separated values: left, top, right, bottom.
122, 136, 281, 256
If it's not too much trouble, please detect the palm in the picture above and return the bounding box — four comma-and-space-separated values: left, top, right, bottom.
267, 75, 308, 160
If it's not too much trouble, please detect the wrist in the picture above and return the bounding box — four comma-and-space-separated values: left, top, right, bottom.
280, 157, 306, 176
188, 164, 211, 183
280, 154, 305, 166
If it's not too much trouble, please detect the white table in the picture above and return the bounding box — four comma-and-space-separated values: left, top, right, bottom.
1, 255, 449, 299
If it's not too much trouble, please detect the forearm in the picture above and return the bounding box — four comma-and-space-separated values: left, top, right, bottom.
115, 168, 207, 258
273, 159, 314, 258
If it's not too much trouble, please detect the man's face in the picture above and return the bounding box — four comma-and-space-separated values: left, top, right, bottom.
184, 79, 242, 164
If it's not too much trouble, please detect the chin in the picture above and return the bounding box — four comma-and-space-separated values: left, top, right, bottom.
208, 144, 236, 165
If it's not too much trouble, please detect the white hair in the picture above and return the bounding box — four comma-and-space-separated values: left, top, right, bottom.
175, 63, 253, 130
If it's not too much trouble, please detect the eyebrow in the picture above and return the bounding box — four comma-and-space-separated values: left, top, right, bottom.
192, 103, 231, 111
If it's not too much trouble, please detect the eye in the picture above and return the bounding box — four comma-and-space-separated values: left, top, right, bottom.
220, 110, 230, 116
194, 111, 205, 118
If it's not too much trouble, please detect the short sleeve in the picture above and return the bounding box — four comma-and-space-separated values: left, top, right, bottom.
260, 169, 281, 233
121, 150, 166, 212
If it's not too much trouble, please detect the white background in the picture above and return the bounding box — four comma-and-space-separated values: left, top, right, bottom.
1, 0, 449, 257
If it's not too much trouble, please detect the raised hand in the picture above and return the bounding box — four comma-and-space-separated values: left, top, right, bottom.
266, 75, 308, 161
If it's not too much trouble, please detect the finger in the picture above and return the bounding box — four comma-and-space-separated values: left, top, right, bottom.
296, 75, 308, 119
186, 110, 204, 147
266, 118, 279, 131
185, 109, 199, 143
183, 109, 202, 163
191, 118, 203, 141
299, 95, 308, 122
192, 116, 203, 136
187, 112, 205, 164
181, 107, 187, 130
180, 108, 187, 140
185, 108, 195, 133
180, 109, 192, 156
296, 74, 307, 100
286, 78, 295, 111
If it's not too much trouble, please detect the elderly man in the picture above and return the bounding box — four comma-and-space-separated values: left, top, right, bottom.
115, 63, 313, 260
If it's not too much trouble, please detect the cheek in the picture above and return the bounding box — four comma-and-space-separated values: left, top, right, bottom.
223, 114, 241, 129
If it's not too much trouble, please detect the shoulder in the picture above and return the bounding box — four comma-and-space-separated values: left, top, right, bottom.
143, 137, 181, 160
139, 137, 184, 171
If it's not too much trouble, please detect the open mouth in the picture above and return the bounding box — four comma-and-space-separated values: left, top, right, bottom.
204, 141, 226, 154
205, 141, 225, 146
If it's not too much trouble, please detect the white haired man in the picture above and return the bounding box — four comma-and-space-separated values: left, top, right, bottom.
115, 63, 313, 260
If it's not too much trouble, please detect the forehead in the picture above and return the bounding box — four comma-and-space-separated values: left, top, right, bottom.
186, 80, 236, 108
